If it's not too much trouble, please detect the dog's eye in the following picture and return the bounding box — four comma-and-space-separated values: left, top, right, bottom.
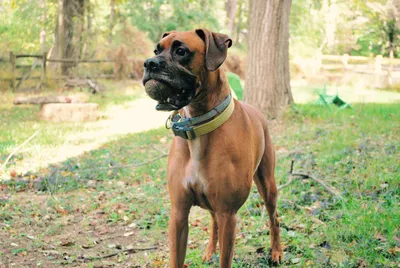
175, 48, 186, 56
154, 50, 159, 55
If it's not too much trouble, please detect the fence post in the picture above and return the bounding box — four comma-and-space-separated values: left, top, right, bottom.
41, 52, 47, 88
342, 54, 349, 69
9, 51, 16, 91
375, 55, 382, 87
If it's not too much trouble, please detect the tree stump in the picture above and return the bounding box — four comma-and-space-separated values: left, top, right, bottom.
40, 103, 99, 122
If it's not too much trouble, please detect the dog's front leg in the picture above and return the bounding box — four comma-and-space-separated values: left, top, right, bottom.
169, 205, 190, 268
217, 212, 237, 268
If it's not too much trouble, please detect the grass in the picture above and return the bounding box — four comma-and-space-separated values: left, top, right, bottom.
0, 80, 143, 177
0, 101, 399, 267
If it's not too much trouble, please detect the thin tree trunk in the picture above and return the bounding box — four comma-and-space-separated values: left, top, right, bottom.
393, 0, 400, 28
226, 0, 237, 38
40, 0, 46, 54
58, 0, 66, 74
109, 0, 115, 43
60, 0, 85, 75
244, 0, 293, 119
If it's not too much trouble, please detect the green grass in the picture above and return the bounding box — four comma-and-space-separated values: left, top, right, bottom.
0, 103, 399, 267
0, 81, 142, 178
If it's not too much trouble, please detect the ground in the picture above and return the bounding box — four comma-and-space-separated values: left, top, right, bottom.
0, 81, 399, 267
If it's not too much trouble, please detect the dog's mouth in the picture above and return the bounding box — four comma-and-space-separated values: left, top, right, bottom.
143, 77, 196, 111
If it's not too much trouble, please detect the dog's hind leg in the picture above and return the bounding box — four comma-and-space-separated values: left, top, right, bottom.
202, 211, 218, 262
253, 133, 283, 263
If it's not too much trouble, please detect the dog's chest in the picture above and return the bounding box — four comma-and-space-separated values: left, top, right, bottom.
183, 161, 214, 210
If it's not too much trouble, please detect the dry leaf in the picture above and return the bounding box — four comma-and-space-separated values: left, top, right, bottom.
388, 247, 400, 255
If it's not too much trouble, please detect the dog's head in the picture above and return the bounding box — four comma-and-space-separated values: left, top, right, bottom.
142, 29, 232, 111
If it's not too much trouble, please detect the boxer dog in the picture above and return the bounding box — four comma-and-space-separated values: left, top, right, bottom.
142, 29, 282, 267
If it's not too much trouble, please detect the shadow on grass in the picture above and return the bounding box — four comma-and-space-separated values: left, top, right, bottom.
12, 127, 172, 192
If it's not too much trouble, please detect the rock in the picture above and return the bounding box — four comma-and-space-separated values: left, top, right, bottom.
40, 103, 99, 122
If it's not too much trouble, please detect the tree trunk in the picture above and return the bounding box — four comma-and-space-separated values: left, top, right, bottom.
393, 0, 400, 28
58, 0, 85, 75
244, 0, 293, 119
40, 0, 46, 54
58, 0, 66, 73
226, 0, 237, 38
109, 0, 115, 43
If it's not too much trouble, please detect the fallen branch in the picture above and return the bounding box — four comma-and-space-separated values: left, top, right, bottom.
291, 171, 341, 197
79, 246, 157, 262
1, 130, 39, 171
278, 160, 342, 197
75, 154, 168, 172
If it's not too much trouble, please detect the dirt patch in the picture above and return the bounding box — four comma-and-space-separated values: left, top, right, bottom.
0, 183, 168, 267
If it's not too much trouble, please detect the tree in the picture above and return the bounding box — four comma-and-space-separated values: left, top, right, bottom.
226, 0, 237, 38
57, 0, 85, 75
244, 0, 293, 118
40, 0, 46, 54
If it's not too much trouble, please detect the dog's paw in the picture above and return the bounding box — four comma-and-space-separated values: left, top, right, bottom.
270, 249, 284, 265
202, 247, 216, 262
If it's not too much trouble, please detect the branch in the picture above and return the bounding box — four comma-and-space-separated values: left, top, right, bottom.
291, 172, 341, 197
75, 154, 168, 172
1, 130, 39, 171
78, 246, 157, 262
278, 160, 342, 198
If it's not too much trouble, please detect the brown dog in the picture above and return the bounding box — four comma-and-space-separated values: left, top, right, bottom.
143, 29, 282, 267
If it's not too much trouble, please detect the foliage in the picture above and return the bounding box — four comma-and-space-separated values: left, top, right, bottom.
351, 0, 400, 57
290, 0, 325, 57
0, 0, 399, 60
0, 0, 57, 55
119, 0, 220, 42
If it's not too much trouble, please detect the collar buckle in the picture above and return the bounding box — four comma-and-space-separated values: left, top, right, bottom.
171, 124, 196, 140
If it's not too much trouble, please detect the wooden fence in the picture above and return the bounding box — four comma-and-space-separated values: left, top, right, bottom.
294, 54, 400, 87
1, 52, 116, 91
319, 54, 400, 72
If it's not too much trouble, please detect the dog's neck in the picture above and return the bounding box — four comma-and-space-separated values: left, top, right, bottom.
183, 68, 231, 118
182, 68, 231, 161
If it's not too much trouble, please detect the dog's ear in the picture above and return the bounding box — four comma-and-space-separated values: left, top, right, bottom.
161, 30, 177, 39
161, 32, 170, 39
195, 29, 232, 71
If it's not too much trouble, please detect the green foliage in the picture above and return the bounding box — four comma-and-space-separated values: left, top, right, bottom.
121, 0, 220, 42
227, 72, 243, 100
1, 0, 398, 60
290, 0, 325, 57
349, 0, 400, 57
0, 0, 57, 55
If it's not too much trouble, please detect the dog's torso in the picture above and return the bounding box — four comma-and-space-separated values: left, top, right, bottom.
167, 99, 272, 213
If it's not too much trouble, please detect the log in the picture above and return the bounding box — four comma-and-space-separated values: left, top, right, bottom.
40, 103, 99, 122
64, 78, 105, 93
13, 95, 89, 105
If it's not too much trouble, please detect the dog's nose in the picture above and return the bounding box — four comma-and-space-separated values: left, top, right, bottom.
144, 57, 166, 71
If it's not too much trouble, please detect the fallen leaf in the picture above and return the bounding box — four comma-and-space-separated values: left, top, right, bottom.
388, 247, 400, 255
153, 259, 166, 266
60, 240, 75, 247
374, 232, 387, 242
124, 231, 135, 237
55, 205, 68, 216
191, 219, 201, 227
291, 257, 301, 264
